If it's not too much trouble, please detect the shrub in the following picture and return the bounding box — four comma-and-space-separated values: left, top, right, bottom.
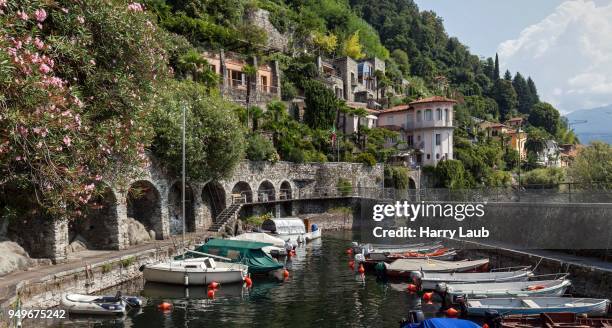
242, 213, 272, 227
384, 166, 410, 190
337, 178, 353, 196
246, 134, 278, 162
521, 167, 565, 187
354, 152, 377, 166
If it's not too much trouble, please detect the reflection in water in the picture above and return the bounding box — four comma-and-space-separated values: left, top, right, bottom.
56, 231, 439, 328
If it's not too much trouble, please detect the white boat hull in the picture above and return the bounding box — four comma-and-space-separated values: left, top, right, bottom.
61, 294, 125, 315
446, 279, 571, 298
419, 270, 532, 290
143, 259, 248, 285
466, 297, 610, 317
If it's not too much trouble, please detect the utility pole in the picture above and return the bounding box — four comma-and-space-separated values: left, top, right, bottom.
181, 102, 186, 256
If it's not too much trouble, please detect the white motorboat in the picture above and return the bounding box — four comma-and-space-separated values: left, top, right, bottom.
443, 278, 571, 299
355, 242, 444, 261
261, 218, 322, 244
61, 293, 142, 315
143, 257, 248, 286
414, 267, 533, 289
466, 297, 610, 316
229, 232, 289, 257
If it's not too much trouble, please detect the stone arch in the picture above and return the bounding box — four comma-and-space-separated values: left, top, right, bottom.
231, 181, 253, 203
257, 180, 276, 202
168, 181, 196, 234
408, 178, 417, 189
127, 180, 162, 239
279, 180, 292, 200
69, 186, 120, 251
202, 181, 227, 222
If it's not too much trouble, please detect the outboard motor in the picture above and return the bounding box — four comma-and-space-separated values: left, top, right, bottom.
484, 310, 502, 328
434, 283, 452, 309
409, 271, 423, 289
399, 310, 425, 328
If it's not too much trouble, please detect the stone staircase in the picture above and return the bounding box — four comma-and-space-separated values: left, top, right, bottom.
207, 203, 243, 232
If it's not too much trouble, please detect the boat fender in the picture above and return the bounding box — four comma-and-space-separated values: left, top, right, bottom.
184, 275, 189, 286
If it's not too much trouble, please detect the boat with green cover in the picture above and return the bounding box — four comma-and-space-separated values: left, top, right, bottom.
181, 239, 284, 275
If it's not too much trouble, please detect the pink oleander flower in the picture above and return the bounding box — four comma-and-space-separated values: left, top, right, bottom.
17, 11, 29, 21
34, 9, 47, 22
34, 37, 44, 50
0, 0, 7, 7
127, 3, 144, 12
39, 63, 51, 74
63, 135, 72, 146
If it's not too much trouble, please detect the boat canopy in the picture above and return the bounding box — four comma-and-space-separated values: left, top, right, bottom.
261, 218, 306, 235
230, 232, 286, 247
188, 239, 283, 274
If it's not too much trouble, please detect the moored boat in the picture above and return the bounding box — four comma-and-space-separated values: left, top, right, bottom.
354, 242, 444, 261
413, 267, 532, 290
384, 258, 490, 277
443, 278, 571, 299
499, 312, 612, 328
465, 297, 610, 317
261, 218, 322, 244
143, 257, 248, 285
187, 239, 285, 275
60, 293, 142, 315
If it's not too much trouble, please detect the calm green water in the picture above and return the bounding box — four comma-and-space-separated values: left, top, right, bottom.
57, 231, 446, 328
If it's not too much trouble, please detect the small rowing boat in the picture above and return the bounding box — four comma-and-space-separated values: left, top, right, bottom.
443, 278, 571, 299
500, 312, 612, 328
353, 242, 443, 261
465, 297, 610, 316
61, 292, 142, 315
384, 258, 490, 277
385, 248, 457, 261
143, 257, 248, 285
413, 267, 532, 290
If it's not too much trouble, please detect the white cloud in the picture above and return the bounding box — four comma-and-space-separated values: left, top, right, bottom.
498, 0, 612, 114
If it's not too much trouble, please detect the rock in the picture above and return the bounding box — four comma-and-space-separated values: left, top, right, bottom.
0, 241, 34, 276
148, 230, 156, 240
66, 235, 89, 253
125, 217, 151, 246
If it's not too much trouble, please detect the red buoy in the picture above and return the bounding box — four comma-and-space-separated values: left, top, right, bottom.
244, 276, 253, 287
407, 284, 418, 293
208, 281, 219, 289
283, 269, 290, 279
358, 264, 365, 274
445, 307, 459, 317
482, 324, 490, 328
423, 292, 433, 304
346, 248, 353, 255
207, 289, 215, 299
157, 302, 172, 311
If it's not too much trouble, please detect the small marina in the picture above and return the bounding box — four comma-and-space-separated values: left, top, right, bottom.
3, 228, 608, 328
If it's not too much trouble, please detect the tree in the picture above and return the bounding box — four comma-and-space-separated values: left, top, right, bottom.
312, 31, 338, 54
494, 53, 500, 80
529, 102, 561, 135
246, 133, 278, 162
492, 79, 518, 120
391, 49, 410, 76
150, 81, 246, 181
524, 126, 550, 155
242, 63, 258, 121
503, 70, 512, 81
512, 72, 531, 114
433, 160, 471, 189
342, 31, 365, 59
568, 142, 612, 188
527, 77, 540, 105
303, 80, 341, 130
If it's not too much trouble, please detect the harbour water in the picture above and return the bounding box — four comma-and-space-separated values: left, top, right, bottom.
56, 231, 436, 328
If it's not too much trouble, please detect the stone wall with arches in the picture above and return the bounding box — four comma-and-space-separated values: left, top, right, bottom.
9, 159, 383, 263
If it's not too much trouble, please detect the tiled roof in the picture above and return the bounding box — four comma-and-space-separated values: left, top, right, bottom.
409, 96, 457, 105
507, 117, 524, 122
379, 105, 410, 114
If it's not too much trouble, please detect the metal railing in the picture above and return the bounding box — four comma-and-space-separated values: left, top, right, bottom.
230, 183, 612, 205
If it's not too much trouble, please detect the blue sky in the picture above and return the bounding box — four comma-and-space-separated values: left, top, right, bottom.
413, 0, 612, 113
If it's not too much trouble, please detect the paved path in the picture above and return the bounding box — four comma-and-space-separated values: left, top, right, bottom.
0, 232, 211, 302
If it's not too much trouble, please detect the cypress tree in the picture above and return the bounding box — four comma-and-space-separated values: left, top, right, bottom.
503, 69, 512, 81
494, 53, 500, 80
513, 72, 530, 114
527, 77, 539, 104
